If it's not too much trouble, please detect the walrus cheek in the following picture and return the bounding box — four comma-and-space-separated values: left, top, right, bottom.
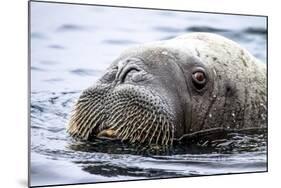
154, 87, 186, 139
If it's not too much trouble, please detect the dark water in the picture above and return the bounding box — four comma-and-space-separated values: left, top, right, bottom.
30, 2, 267, 187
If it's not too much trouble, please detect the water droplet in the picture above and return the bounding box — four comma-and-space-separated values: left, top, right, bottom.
261, 114, 266, 120
232, 112, 235, 117
209, 114, 212, 118
161, 51, 168, 55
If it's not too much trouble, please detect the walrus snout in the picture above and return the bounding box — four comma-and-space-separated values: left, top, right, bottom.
68, 82, 177, 146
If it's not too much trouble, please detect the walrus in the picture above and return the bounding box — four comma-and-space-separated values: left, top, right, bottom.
67, 33, 267, 147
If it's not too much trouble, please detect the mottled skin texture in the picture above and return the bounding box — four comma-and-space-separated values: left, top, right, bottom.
68, 33, 267, 146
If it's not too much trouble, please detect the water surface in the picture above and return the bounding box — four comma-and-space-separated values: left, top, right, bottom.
30, 2, 267, 187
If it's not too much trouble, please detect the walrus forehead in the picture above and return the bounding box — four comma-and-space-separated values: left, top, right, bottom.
115, 46, 181, 66
118, 43, 204, 62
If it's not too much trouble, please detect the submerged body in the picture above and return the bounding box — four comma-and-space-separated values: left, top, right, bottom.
67, 33, 267, 146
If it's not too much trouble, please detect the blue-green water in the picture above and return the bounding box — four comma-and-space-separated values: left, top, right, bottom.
30, 2, 267, 187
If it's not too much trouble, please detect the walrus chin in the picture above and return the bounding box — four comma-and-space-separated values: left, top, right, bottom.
67, 84, 176, 146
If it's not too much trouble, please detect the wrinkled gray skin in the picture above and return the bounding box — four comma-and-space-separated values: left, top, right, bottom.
68, 33, 267, 147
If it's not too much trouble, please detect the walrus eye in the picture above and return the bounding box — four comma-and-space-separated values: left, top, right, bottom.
192, 68, 207, 90
194, 72, 205, 82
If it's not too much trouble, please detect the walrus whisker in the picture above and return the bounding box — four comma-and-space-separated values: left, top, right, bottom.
78, 89, 105, 101
118, 124, 131, 141
76, 106, 104, 137
129, 121, 143, 143
114, 119, 130, 133
76, 100, 94, 108
109, 103, 137, 122
137, 113, 154, 142
70, 100, 99, 128
129, 113, 146, 139
107, 105, 135, 127
79, 106, 104, 132
149, 119, 160, 144
122, 116, 141, 141
128, 113, 148, 142
108, 117, 123, 130
122, 128, 133, 141
78, 103, 102, 126
162, 119, 168, 145
108, 108, 133, 130
163, 118, 170, 146
105, 109, 124, 127
162, 118, 169, 144
130, 118, 147, 143
91, 109, 106, 131
69, 101, 94, 127
166, 121, 172, 146
155, 121, 162, 145
170, 122, 175, 145
119, 109, 143, 123
165, 121, 171, 145
140, 126, 152, 143
76, 96, 100, 111
81, 113, 105, 139
107, 100, 130, 115
159, 115, 165, 144
140, 116, 156, 143
86, 115, 106, 139
120, 118, 136, 140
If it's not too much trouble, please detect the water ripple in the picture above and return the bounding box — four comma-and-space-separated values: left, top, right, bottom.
102, 39, 137, 45
31, 32, 48, 40
31, 66, 46, 71
70, 68, 103, 76
244, 27, 267, 35
56, 24, 88, 32
153, 26, 183, 33
186, 26, 229, 32
47, 44, 65, 50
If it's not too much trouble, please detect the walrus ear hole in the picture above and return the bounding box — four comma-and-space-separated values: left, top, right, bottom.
191, 68, 207, 90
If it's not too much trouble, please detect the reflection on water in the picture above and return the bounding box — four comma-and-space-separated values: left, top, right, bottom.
30, 2, 267, 187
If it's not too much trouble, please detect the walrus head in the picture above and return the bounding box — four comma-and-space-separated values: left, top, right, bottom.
67, 45, 214, 147
67, 33, 267, 148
